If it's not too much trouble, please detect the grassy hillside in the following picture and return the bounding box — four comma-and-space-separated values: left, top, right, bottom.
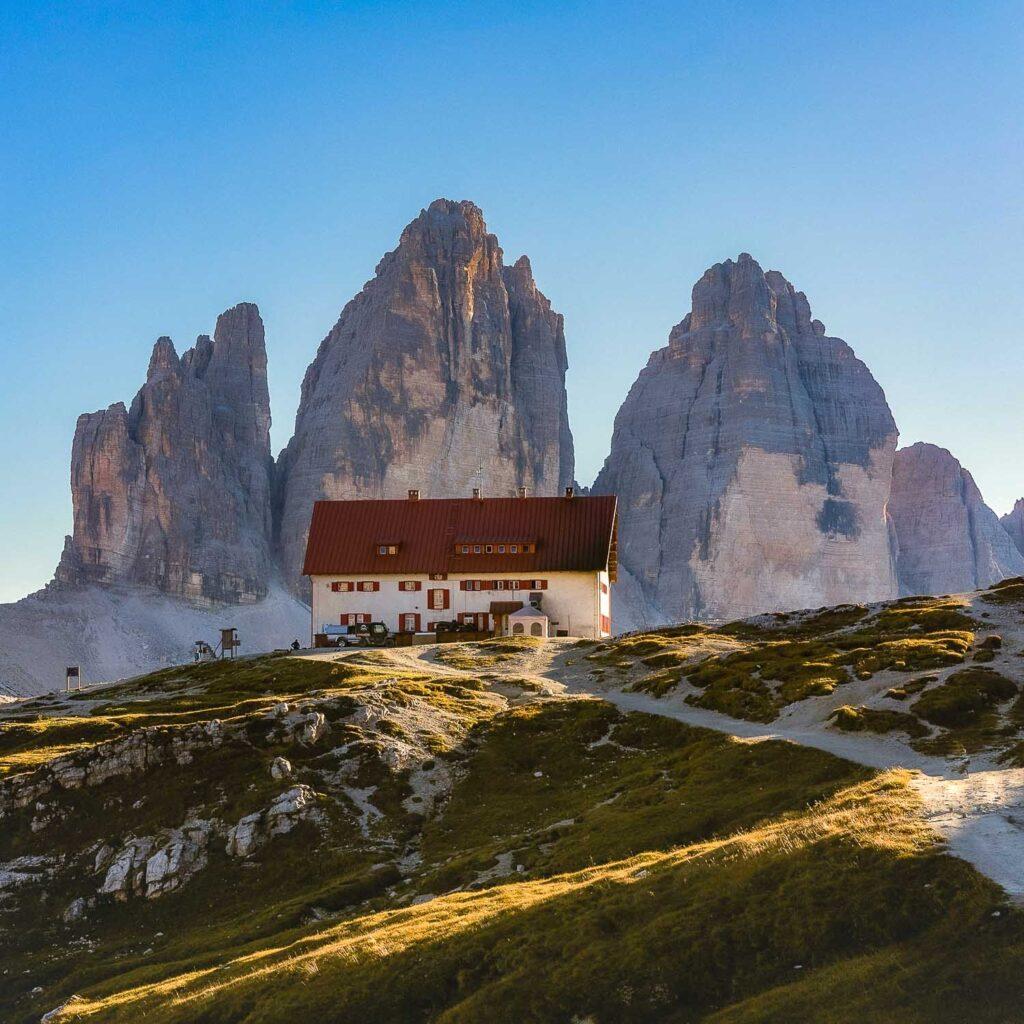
591, 578, 1024, 762
1, 643, 1022, 1023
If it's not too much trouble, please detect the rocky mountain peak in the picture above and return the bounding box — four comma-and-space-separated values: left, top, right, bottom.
274, 198, 575, 594
146, 336, 181, 382
1002, 499, 1024, 559
595, 254, 898, 626
55, 303, 274, 606
889, 443, 1024, 595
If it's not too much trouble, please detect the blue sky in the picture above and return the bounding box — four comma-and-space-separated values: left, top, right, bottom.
1, 1, 1022, 603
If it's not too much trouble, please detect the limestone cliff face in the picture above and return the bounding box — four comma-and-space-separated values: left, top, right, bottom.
594, 253, 899, 624
889, 443, 1024, 596
55, 303, 274, 605
275, 199, 575, 592
1001, 499, 1024, 560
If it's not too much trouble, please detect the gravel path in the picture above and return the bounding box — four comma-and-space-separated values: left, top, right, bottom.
297, 637, 1024, 900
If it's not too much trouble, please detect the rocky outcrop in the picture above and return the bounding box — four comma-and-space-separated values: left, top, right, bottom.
1001, 499, 1024, 559
275, 199, 575, 593
225, 785, 319, 858
594, 253, 899, 625
54, 303, 274, 606
889, 443, 1024, 596
99, 820, 213, 900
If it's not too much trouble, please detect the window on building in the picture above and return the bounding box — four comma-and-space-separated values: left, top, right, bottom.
358, 581, 379, 592
377, 544, 398, 556
509, 544, 518, 553
485, 544, 493, 554
401, 613, 420, 632
473, 545, 482, 554
498, 545, 505, 554
495, 580, 505, 590
330, 581, 353, 592
600, 614, 612, 634
428, 588, 448, 610
399, 580, 420, 592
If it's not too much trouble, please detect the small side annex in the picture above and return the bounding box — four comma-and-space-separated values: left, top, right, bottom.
302, 490, 618, 641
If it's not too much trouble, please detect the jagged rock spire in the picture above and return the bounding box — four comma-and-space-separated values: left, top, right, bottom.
890, 444, 1024, 594
594, 253, 899, 625
55, 303, 273, 605
274, 198, 575, 594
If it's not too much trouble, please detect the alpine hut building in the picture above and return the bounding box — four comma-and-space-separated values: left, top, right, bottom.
303, 488, 617, 643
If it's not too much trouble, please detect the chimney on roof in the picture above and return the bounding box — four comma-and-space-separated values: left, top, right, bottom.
472, 487, 482, 499
565, 486, 575, 498
408, 489, 420, 501
516, 486, 528, 498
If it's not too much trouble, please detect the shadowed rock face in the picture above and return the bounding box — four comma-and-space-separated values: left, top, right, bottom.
274, 198, 575, 594
54, 303, 274, 605
594, 253, 899, 625
889, 443, 1024, 596
1001, 499, 1024, 560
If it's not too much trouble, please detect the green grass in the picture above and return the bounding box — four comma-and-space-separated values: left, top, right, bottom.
912, 668, 1018, 728
609, 597, 977, 722
6, 649, 1024, 1024
37, 769, 1015, 1024
829, 705, 930, 739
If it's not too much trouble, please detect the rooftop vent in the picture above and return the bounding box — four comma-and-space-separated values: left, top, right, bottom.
408, 489, 420, 501
472, 487, 482, 499
565, 486, 575, 498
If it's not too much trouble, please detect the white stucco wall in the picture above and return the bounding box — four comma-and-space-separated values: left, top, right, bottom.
310, 570, 611, 641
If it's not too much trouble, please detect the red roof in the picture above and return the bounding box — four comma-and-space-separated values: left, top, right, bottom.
303, 495, 618, 577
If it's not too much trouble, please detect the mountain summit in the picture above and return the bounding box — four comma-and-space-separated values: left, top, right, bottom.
595, 253, 899, 626
274, 199, 575, 594
54, 302, 274, 606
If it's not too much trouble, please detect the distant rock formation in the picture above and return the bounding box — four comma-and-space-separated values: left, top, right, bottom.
54, 303, 274, 606
594, 253, 899, 625
889, 443, 1024, 595
1001, 499, 1024, 560
275, 199, 575, 593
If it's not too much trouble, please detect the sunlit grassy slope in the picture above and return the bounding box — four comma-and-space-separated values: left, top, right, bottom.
592, 578, 1024, 761
2, 643, 1023, 1023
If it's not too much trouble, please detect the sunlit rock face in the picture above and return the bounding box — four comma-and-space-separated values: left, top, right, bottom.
1001, 499, 1024, 560
54, 303, 274, 605
274, 199, 575, 594
889, 443, 1024, 596
594, 253, 899, 624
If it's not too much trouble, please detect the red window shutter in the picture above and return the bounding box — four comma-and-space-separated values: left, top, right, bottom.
460, 580, 468, 591
414, 613, 421, 632
340, 613, 348, 625
443, 588, 450, 610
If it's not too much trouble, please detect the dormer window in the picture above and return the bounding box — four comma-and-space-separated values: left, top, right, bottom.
377, 544, 398, 556
474, 545, 482, 554
510, 544, 518, 554
485, 544, 493, 554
